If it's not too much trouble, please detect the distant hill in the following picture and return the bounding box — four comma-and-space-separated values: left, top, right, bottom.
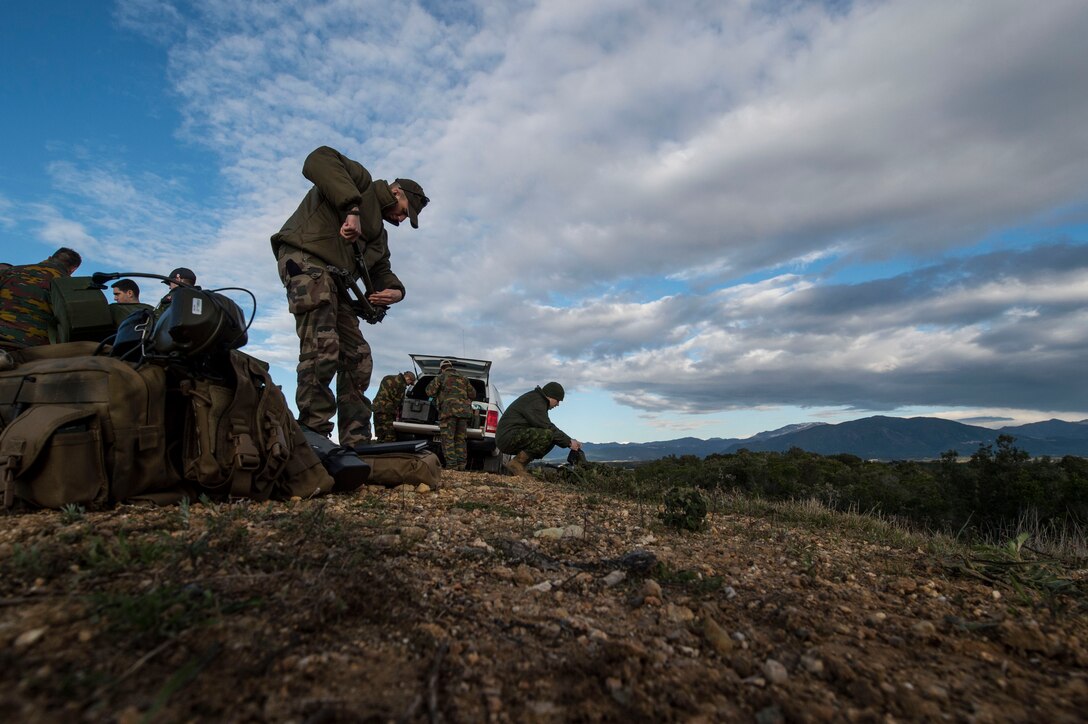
552, 416, 1088, 462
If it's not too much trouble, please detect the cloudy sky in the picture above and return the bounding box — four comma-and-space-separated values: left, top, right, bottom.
2, 0, 1086, 443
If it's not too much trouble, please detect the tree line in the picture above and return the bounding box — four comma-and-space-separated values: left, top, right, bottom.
578, 435, 1088, 535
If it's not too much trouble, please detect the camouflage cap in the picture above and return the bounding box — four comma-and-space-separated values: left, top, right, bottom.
394, 178, 429, 229
439, 359, 454, 370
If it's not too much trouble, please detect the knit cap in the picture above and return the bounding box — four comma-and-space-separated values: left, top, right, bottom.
541, 381, 565, 401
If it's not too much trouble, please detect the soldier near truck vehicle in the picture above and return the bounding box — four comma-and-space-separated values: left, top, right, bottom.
426, 359, 476, 471
372, 370, 416, 442
271, 146, 428, 448
0, 247, 82, 352
496, 381, 582, 478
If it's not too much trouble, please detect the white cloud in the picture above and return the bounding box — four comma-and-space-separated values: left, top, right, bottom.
9, 0, 1088, 441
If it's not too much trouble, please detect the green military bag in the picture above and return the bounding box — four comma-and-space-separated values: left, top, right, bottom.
0, 343, 181, 508
178, 351, 332, 500
48, 276, 116, 344
357, 451, 442, 488
0, 343, 333, 508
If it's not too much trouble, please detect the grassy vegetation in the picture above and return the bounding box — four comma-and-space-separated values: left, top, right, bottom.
541, 442, 1088, 602
547, 437, 1088, 558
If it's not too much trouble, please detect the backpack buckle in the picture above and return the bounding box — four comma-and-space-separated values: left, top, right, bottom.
230, 421, 261, 471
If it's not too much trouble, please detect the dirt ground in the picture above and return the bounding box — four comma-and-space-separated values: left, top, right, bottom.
1, 469, 1086, 723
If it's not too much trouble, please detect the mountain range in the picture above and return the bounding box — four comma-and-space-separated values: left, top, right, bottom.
551, 416, 1088, 463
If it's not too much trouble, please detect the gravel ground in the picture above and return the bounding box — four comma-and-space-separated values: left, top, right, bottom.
1, 469, 1085, 722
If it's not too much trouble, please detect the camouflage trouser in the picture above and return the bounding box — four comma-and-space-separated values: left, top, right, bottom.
499, 428, 556, 461
279, 251, 374, 448
439, 416, 470, 470
373, 405, 398, 443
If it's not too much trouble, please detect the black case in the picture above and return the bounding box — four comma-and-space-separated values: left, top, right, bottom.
354, 439, 429, 456
399, 398, 437, 424
303, 429, 371, 492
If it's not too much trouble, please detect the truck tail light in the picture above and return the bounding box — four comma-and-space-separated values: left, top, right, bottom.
485, 410, 499, 434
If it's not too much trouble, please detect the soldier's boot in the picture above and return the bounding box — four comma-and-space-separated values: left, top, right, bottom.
506, 451, 533, 479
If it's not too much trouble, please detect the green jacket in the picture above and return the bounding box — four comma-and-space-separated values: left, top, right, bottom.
496, 386, 571, 450
0, 258, 68, 349
110, 302, 154, 328
270, 146, 404, 296
426, 370, 476, 419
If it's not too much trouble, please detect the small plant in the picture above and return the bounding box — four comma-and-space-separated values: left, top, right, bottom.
89, 584, 263, 643
60, 503, 85, 524
452, 501, 493, 512
178, 496, 192, 529
651, 562, 724, 593
659, 487, 709, 532
82, 530, 169, 573
92, 585, 214, 641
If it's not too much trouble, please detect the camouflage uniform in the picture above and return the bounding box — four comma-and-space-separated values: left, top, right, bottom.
278, 249, 374, 446
497, 427, 558, 461
270, 147, 416, 449
426, 369, 476, 470
373, 372, 412, 443
0, 258, 69, 350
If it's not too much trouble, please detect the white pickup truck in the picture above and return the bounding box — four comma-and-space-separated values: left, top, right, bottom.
391, 354, 509, 473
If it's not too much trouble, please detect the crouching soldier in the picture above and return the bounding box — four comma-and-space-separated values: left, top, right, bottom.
496, 381, 581, 479
372, 370, 416, 442
426, 360, 475, 470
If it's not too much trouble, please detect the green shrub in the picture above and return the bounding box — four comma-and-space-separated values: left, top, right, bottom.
659, 487, 709, 532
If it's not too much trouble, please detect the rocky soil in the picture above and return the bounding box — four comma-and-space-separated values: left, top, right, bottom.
1, 470, 1086, 722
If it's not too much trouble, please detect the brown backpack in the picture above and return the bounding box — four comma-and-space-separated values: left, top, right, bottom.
178, 351, 331, 500
0, 343, 181, 508
0, 344, 332, 508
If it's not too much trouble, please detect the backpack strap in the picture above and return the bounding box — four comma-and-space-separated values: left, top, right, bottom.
223, 352, 265, 499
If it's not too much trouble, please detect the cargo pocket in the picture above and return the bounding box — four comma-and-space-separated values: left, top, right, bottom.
278, 254, 334, 314
181, 379, 236, 489
0, 405, 108, 509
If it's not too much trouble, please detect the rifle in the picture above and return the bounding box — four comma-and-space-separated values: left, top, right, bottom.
280, 245, 389, 325
348, 248, 389, 325
345, 277, 387, 325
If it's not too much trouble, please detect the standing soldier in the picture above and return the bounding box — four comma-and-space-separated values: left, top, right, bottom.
372, 370, 416, 442
0, 247, 82, 352
426, 359, 476, 470
271, 146, 428, 447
